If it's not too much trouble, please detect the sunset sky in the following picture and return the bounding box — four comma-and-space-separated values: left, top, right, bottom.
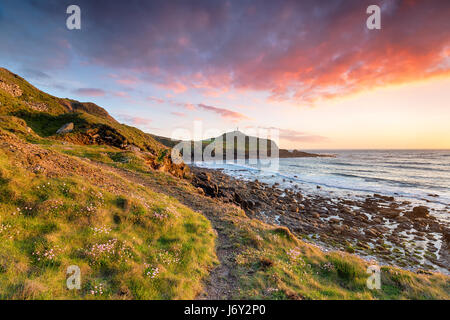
0, 0, 449, 149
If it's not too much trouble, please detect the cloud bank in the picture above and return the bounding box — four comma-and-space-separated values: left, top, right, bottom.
1, 0, 449, 104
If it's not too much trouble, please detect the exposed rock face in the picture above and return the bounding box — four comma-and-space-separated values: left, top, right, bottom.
0, 79, 22, 97
126, 144, 141, 152
52, 122, 189, 179
406, 206, 429, 218
58, 99, 74, 112
192, 171, 219, 197
26, 102, 48, 112
145, 152, 190, 179
56, 123, 74, 134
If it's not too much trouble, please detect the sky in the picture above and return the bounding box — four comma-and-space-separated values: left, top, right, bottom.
0, 0, 449, 149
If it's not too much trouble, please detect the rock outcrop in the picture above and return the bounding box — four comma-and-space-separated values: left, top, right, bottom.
56, 123, 74, 134
0, 79, 22, 97
406, 206, 429, 218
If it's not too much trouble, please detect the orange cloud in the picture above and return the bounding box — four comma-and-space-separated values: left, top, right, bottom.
197, 104, 250, 121
117, 114, 152, 126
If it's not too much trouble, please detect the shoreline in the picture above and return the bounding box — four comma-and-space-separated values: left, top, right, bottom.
190, 165, 450, 275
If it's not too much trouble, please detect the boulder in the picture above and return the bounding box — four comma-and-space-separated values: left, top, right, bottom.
56, 123, 74, 134
443, 229, 450, 245
126, 144, 141, 152
406, 206, 429, 218
311, 212, 320, 219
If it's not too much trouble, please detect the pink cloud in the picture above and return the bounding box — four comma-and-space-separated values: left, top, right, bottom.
113, 91, 129, 98
270, 127, 328, 143
147, 96, 165, 103
159, 81, 187, 93
197, 104, 250, 121
116, 77, 139, 85
184, 103, 196, 111
117, 114, 152, 126
171, 111, 185, 117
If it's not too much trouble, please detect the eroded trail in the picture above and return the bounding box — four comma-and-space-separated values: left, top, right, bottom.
98, 164, 241, 299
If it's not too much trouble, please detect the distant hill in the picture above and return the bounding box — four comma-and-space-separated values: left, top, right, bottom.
151, 130, 330, 161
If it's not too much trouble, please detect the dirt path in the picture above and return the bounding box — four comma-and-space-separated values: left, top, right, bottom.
98, 164, 241, 299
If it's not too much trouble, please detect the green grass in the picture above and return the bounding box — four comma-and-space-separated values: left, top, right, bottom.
0, 68, 67, 116
0, 138, 216, 299
210, 207, 450, 300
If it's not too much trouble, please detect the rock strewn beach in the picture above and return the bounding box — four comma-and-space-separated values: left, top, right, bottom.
191, 166, 450, 275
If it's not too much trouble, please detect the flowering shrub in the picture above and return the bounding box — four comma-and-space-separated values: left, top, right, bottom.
88, 191, 105, 206
152, 206, 178, 222
0, 222, 19, 240
165, 206, 180, 218
82, 203, 97, 215
59, 182, 70, 196
153, 211, 169, 221
287, 247, 308, 273
84, 239, 133, 266
11, 207, 22, 216
36, 182, 51, 190
32, 246, 61, 266
0, 223, 12, 234
156, 249, 180, 266
91, 226, 112, 235
89, 282, 105, 296
41, 199, 65, 216
288, 247, 302, 261
321, 262, 335, 272
144, 263, 160, 278
266, 287, 279, 293
20, 206, 34, 216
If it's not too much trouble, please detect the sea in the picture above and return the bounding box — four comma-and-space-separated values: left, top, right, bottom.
195, 150, 450, 224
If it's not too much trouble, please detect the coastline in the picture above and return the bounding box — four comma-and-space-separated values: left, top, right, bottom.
190, 165, 450, 275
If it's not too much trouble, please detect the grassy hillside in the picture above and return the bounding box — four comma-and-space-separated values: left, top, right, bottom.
0, 128, 216, 299
0, 68, 166, 156
0, 67, 448, 300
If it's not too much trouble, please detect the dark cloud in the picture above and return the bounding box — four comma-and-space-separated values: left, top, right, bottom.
2, 0, 449, 102
73, 88, 106, 97
21, 68, 51, 80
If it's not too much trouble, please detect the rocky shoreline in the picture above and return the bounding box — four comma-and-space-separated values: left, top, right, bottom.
190, 166, 450, 275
